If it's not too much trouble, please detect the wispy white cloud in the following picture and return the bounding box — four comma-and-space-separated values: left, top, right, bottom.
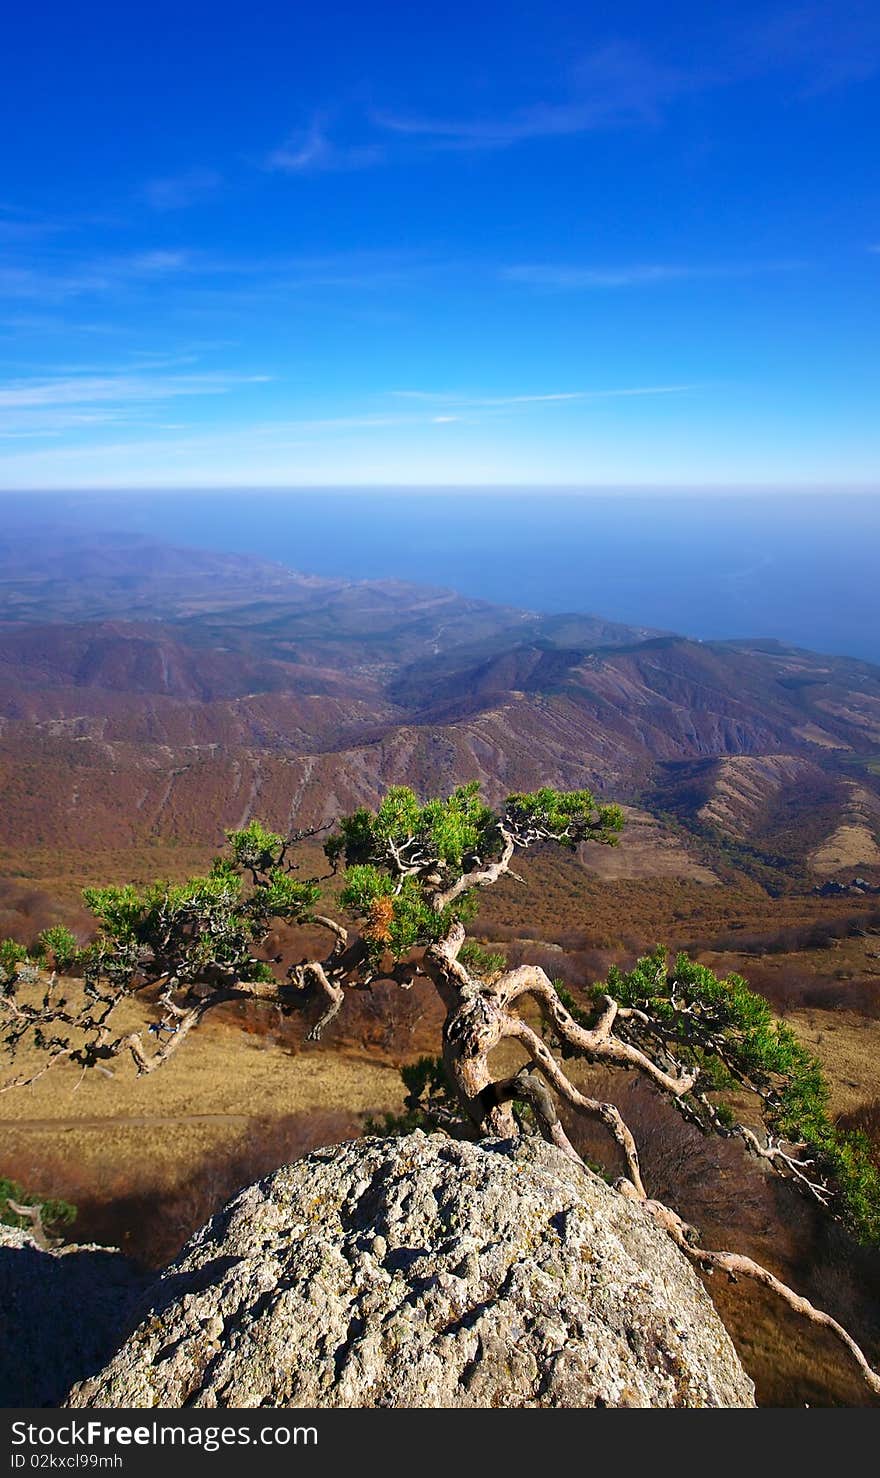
141, 169, 222, 210
0, 409, 141, 439
0, 312, 119, 337
0, 367, 274, 443
741, 3, 880, 94
20, 352, 202, 375
0, 211, 63, 243
371, 11, 879, 159
0, 405, 463, 466
373, 42, 682, 149
0, 266, 96, 302
0, 246, 427, 312
503, 261, 804, 290
265, 116, 384, 173
391, 389, 587, 405
0, 248, 194, 303
0, 370, 270, 409
125, 250, 191, 275
391, 385, 698, 407
0, 385, 693, 451
0, 202, 116, 243
254, 414, 412, 433
260, 252, 425, 289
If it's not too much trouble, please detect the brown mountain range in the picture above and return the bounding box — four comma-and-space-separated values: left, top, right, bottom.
1, 532, 879, 883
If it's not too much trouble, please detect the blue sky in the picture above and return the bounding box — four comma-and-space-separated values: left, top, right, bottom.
0, 0, 878, 488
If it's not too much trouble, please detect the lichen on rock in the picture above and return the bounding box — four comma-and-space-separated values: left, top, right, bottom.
67, 1132, 755, 1408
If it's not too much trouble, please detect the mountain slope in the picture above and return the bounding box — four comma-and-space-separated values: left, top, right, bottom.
1, 534, 879, 882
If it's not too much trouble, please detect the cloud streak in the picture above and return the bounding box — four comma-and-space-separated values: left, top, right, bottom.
0, 370, 270, 409
370, 10, 879, 159
265, 116, 384, 173
0, 246, 430, 319
373, 41, 683, 149
503, 261, 804, 290
742, 2, 880, 94
0, 367, 273, 442
0, 405, 465, 463
391, 385, 698, 407
0, 249, 194, 303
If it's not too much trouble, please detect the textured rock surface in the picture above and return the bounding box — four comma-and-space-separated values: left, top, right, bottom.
68, 1133, 754, 1408
0, 1226, 150, 1406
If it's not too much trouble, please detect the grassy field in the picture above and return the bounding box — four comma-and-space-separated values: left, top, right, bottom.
0, 999, 406, 1263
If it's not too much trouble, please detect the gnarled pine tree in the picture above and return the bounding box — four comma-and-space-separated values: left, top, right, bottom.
2, 782, 880, 1395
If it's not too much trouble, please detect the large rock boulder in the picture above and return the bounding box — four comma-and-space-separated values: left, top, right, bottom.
67, 1133, 754, 1408
0, 1225, 150, 1407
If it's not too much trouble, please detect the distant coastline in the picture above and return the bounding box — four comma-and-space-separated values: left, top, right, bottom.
3, 489, 879, 664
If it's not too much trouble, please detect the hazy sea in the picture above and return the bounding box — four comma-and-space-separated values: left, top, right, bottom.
6, 489, 880, 664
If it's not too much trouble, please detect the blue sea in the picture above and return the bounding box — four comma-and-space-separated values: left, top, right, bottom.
6, 489, 880, 665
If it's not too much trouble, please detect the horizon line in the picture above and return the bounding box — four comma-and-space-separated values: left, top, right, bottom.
2, 481, 880, 497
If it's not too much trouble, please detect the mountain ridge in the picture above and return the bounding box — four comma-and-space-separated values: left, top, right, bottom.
1, 533, 879, 884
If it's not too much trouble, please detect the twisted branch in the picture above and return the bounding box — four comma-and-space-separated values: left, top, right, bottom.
619, 1184, 880, 1399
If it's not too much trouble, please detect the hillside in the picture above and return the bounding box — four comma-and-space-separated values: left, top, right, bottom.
1, 532, 880, 887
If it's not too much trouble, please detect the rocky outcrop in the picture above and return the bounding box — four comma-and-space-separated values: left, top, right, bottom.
0, 1226, 150, 1407
68, 1133, 754, 1408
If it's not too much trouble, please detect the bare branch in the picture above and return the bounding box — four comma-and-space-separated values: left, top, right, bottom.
497, 965, 697, 1098
310, 914, 349, 954
625, 1187, 880, 1399
500, 1016, 647, 1196
484, 1066, 586, 1167
432, 831, 516, 911
6, 1198, 58, 1251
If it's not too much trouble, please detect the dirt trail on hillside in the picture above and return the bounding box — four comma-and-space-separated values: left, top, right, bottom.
6, 1113, 252, 1130
0, 1019, 408, 1222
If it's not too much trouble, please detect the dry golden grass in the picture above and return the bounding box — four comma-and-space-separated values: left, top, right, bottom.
1, 1012, 405, 1127
579, 806, 719, 883
1, 995, 406, 1251
709, 1278, 878, 1408
785, 1009, 880, 1117
811, 823, 880, 874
